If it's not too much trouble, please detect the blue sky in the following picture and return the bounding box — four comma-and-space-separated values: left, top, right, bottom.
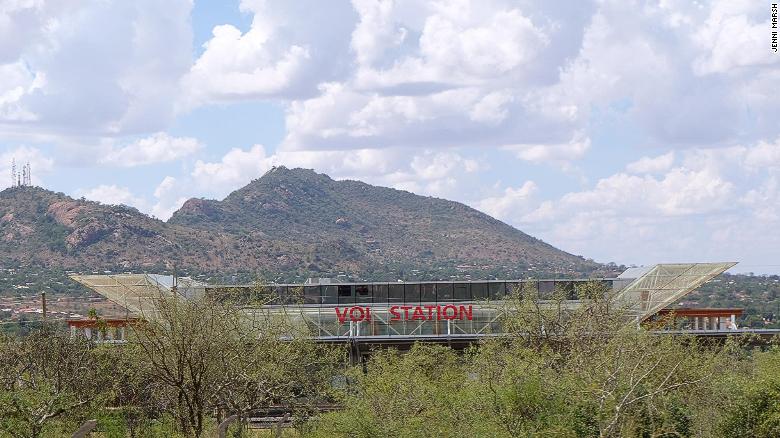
0, 0, 778, 273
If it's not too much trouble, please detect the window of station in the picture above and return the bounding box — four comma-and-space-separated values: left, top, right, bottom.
304, 286, 320, 304
322, 285, 338, 304
338, 285, 355, 304
373, 284, 389, 304
355, 285, 372, 303
454, 283, 470, 301
437, 283, 453, 302
538, 280, 555, 299
420, 283, 436, 302
471, 282, 488, 301
489, 282, 506, 301
405, 284, 421, 303
389, 284, 404, 304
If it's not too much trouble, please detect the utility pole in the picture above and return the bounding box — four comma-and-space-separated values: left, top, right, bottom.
41, 291, 47, 323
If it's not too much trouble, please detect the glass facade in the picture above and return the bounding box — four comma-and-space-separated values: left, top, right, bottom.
259, 279, 615, 306
231, 279, 619, 339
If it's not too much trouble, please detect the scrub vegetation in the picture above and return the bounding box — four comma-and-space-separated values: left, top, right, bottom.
1, 282, 779, 437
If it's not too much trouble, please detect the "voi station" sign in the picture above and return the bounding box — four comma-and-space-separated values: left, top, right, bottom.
335, 304, 473, 324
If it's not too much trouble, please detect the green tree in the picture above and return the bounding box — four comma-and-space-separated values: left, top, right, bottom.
306, 281, 734, 438
718, 347, 780, 437
129, 285, 338, 437
305, 343, 500, 437
0, 325, 114, 438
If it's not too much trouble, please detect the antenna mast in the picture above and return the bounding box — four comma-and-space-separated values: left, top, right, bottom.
11, 159, 15, 187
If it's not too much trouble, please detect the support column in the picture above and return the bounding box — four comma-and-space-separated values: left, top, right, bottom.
693, 317, 699, 330
731, 314, 736, 330
84, 327, 92, 340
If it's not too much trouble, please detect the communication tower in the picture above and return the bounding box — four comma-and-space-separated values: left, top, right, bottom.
9, 160, 32, 187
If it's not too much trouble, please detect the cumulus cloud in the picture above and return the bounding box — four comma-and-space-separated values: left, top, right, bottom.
150, 176, 191, 220
692, 0, 773, 75
101, 133, 201, 167
0, 0, 192, 138
743, 137, 780, 170
79, 184, 148, 210
626, 152, 675, 174
476, 181, 538, 222
191, 144, 275, 194
505, 139, 780, 267
502, 133, 590, 167
180, 0, 355, 108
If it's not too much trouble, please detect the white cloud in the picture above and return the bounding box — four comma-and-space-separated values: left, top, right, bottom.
626, 151, 675, 174
502, 133, 590, 167
476, 181, 538, 222
0, 61, 42, 121
180, 0, 355, 108
183, 24, 311, 106
692, 0, 774, 75
150, 176, 191, 220
191, 144, 275, 195
0, 0, 192, 138
528, 167, 734, 220
506, 139, 780, 267
744, 137, 780, 170
350, 0, 553, 90
101, 133, 201, 167
79, 184, 147, 210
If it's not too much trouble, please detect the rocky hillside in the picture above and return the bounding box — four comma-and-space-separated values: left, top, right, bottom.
0, 167, 601, 280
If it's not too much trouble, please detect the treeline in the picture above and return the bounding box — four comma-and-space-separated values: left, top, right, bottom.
1, 283, 780, 437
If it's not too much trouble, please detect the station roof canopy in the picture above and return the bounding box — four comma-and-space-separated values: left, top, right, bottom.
611, 262, 737, 321
68, 273, 205, 316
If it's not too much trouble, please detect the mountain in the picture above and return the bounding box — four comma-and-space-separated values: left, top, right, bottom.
0, 167, 601, 280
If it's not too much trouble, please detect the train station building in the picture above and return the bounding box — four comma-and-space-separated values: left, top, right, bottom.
69, 262, 736, 347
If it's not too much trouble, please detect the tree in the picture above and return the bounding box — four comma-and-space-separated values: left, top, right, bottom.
480, 280, 729, 437
304, 343, 501, 437
0, 325, 114, 438
307, 281, 735, 437
129, 284, 339, 437
718, 347, 780, 437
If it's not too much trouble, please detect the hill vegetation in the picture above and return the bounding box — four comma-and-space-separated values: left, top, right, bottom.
0, 166, 602, 281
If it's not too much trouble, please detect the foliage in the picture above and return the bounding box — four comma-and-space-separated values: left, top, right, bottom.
307, 282, 735, 438
5, 280, 780, 436
0, 168, 600, 282
304, 344, 501, 438
128, 285, 340, 437
717, 348, 780, 437
0, 325, 117, 438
